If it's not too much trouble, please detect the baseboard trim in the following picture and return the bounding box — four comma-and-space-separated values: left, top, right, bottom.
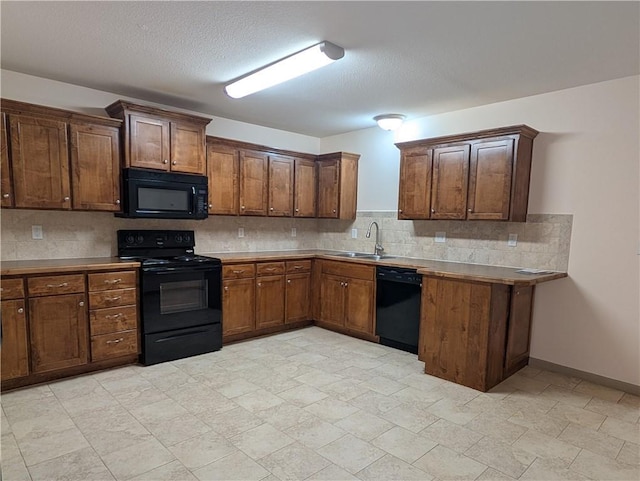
528, 358, 640, 396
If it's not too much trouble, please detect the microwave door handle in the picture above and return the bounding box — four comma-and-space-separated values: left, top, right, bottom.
192, 186, 196, 195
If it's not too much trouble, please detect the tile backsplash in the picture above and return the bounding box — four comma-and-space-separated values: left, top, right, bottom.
0, 210, 571, 271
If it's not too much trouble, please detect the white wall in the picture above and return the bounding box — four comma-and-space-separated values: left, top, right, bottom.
322, 76, 640, 386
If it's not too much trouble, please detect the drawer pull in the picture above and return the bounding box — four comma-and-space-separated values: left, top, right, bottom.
104, 278, 122, 285
106, 296, 122, 302
105, 313, 123, 320
106, 338, 124, 345
293, 265, 304, 270
232, 270, 245, 274
264, 267, 276, 271
46, 282, 68, 288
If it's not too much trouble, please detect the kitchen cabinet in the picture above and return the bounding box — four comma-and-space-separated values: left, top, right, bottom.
1, 112, 13, 207
88, 270, 138, 362
317, 152, 360, 220
106, 100, 210, 175
0, 278, 29, 381
268, 155, 294, 216
207, 143, 239, 215
1, 99, 123, 212
27, 274, 88, 374
222, 264, 256, 337
285, 260, 312, 322
293, 158, 317, 217
396, 125, 538, 222
255, 262, 286, 328
239, 150, 269, 216
318, 260, 375, 337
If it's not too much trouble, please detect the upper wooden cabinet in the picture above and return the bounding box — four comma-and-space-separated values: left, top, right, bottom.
317, 152, 360, 220
239, 149, 269, 216
207, 143, 239, 215
268, 155, 294, 216
1, 99, 123, 212
1, 112, 13, 207
396, 125, 538, 222
106, 100, 210, 175
293, 158, 317, 217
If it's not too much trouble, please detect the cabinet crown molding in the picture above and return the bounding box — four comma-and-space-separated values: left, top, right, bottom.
105, 100, 212, 126
1, 98, 122, 128
395, 124, 539, 150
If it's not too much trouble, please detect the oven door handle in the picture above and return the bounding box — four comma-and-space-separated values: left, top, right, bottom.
143, 265, 220, 274
154, 328, 213, 342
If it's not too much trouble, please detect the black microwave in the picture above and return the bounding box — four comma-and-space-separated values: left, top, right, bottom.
118, 168, 209, 219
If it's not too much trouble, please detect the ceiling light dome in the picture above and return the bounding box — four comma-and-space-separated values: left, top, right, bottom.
374, 114, 406, 131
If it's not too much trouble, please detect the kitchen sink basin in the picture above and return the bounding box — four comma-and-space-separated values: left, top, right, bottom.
331, 252, 396, 260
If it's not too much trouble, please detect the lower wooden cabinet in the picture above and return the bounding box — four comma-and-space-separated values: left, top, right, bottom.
0, 298, 29, 381
285, 273, 311, 323
222, 265, 256, 338
317, 260, 375, 338
256, 275, 285, 329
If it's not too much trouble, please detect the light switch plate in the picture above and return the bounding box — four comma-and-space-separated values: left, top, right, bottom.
435, 231, 446, 243
508, 233, 518, 247
238, 227, 244, 238
291, 228, 297, 237
351, 228, 358, 239
32, 225, 43, 240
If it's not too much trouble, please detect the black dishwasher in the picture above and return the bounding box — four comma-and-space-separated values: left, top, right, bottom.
375, 266, 422, 354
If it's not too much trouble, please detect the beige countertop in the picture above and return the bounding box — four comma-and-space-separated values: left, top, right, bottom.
1, 257, 140, 276
201, 249, 567, 286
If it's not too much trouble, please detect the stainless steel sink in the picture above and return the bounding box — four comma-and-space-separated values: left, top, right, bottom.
331, 252, 396, 260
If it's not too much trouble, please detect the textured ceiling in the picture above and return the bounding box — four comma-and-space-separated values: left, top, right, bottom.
1, 1, 638, 137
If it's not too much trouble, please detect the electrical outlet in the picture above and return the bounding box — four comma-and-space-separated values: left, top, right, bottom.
238, 227, 244, 238
508, 233, 518, 247
291, 228, 297, 237
351, 228, 358, 239
32, 225, 43, 240
435, 231, 446, 243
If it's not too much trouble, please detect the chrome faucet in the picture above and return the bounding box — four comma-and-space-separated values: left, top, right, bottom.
365, 221, 384, 256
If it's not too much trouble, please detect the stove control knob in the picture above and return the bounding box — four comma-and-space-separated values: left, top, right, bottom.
175, 234, 183, 243
136, 235, 144, 244
125, 235, 135, 245
184, 234, 191, 243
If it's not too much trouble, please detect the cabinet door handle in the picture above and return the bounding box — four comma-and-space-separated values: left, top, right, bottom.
63, 196, 70, 201
224, 286, 229, 292
2, 193, 9, 198
104, 278, 122, 285
172, 160, 177, 165
106, 338, 124, 345
241, 205, 245, 210
468, 208, 472, 213
287, 279, 291, 284
340, 282, 344, 287
163, 159, 169, 164
399, 209, 403, 213
17, 307, 24, 314
105, 313, 123, 320
257, 282, 262, 287
270, 207, 274, 211
116, 199, 121, 205
344, 282, 348, 288
47, 282, 68, 288
209, 204, 213, 208
431, 208, 435, 213
295, 208, 299, 212
332, 209, 336, 213
79, 301, 85, 307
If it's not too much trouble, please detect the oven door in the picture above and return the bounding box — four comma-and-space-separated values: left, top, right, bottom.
141, 264, 221, 334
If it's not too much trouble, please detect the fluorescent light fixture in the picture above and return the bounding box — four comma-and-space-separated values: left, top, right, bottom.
225, 41, 345, 99
374, 114, 406, 131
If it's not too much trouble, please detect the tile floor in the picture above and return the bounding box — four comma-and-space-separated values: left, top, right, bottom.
1, 326, 639, 481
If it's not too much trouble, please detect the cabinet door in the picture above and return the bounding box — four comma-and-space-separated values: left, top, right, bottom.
319, 274, 345, 326
398, 149, 432, 219
170, 121, 206, 175
69, 123, 121, 211
317, 159, 339, 218
285, 273, 311, 323
268, 155, 294, 216
293, 158, 317, 217
1, 299, 29, 381
29, 293, 88, 373
207, 144, 239, 215
1, 112, 13, 207
468, 139, 514, 220
344, 278, 374, 335
10, 115, 71, 209
430, 144, 470, 220
504, 285, 534, 377
239, 150, 269, 216
129, 114, 170, 170
222, 278, 255, 336
256, 275, 285, 328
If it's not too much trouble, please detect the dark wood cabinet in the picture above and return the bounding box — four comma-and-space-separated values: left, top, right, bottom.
106, 100, 210, 176
317, 152, 360, 220
268, 155, 294, 216
504, 285, 534, 377
318, 260, 375, 338
256, 275, 285, 328
1, 278, 29, 382
293, 158, 317, 217
396, 125, 538, 221
239, 150, 269, 216
1, 112, 13, 207
222, 264, 256, 338
1, 99, 123, 212
70, 123, 121, 211
207, 143, 239, 215
285, 273, 311, 323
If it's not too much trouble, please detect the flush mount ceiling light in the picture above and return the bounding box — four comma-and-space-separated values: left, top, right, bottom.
224, 41, 345, 99
374, 114, 406, 131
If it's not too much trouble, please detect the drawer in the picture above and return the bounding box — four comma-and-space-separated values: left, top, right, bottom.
89, 288, 137, 309
28, 274, 85, 297
1, 278, 24, 299
90, 305, 138, 336
256, 262, 285, 276
286, 260, 311, 273
88, 271, 136, 292
322, 260, 375, 281
223, 263, 255, 279
91, 330, 138, 362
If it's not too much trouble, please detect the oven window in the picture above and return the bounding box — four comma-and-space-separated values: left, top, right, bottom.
138, 187, 189, 211
160, 279, 208, 314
